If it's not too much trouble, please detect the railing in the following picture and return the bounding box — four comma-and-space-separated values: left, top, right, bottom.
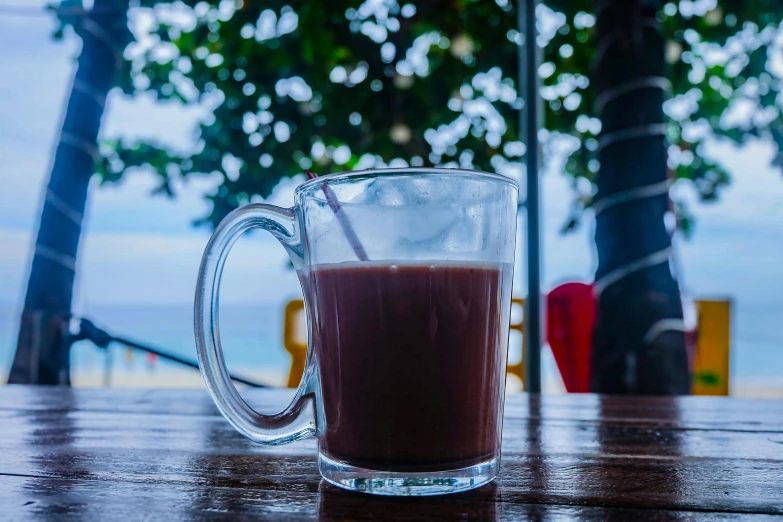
70, 318, 267, 388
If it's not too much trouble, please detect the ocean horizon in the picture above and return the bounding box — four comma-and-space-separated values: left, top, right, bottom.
1, 301, 781, 391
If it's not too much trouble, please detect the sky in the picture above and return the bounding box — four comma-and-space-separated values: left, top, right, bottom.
0, 5, 782, 338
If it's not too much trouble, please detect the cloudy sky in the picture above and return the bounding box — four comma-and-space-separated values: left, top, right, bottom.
1, 3, 781, 324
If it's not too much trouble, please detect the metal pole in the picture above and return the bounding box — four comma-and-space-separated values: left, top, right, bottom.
519, 0, 542, 393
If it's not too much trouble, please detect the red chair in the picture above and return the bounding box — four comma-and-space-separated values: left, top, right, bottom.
546, 282, 595, 393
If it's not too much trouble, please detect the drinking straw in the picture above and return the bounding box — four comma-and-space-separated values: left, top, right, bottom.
305, 171, 369, 261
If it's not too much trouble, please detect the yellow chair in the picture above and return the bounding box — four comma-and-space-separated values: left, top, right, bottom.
506, 298, 526, 387
282, 297, 528, 389
692, 299, 732, 396
282, 299, 307, 389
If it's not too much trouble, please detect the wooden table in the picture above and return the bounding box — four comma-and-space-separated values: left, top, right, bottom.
1, 386, 781, 520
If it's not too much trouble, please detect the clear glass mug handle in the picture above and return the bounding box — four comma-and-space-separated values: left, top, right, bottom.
194, 203, 322, 445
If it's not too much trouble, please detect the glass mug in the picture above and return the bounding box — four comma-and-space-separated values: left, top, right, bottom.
195, 168, 518, 496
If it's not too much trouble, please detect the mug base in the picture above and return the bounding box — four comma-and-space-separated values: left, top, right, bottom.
318, 452, 498, 496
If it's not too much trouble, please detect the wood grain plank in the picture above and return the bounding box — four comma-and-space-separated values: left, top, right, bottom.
1, 475, 777, 521
2, 387, 781, 432
1, 450, 779, 513
1, 409, 781, 461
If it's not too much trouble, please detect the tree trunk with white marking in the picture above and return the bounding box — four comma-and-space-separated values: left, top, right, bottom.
8, 0, 128, 384
591, 0, 691, 394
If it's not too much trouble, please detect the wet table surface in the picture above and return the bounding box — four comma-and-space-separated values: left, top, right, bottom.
1, 386, 782, 520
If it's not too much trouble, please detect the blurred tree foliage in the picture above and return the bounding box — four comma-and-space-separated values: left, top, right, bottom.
53, 0, 783, 231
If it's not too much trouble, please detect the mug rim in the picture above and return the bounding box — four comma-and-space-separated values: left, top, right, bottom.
295, 167, 519, 195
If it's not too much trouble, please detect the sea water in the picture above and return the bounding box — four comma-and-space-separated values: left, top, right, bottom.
0, 301, 781, 392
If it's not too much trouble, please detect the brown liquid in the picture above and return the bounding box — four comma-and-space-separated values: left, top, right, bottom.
300, 261, 513, 472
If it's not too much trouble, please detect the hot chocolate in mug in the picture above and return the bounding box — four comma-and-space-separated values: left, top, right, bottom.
195, 168, 518, 496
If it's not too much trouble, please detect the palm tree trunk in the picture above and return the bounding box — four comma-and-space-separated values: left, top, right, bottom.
8, 0, 128, 385
591, 0, 690, 394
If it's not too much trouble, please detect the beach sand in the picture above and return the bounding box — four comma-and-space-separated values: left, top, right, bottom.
730, 382, 783, 399
60, 369, 783, 398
